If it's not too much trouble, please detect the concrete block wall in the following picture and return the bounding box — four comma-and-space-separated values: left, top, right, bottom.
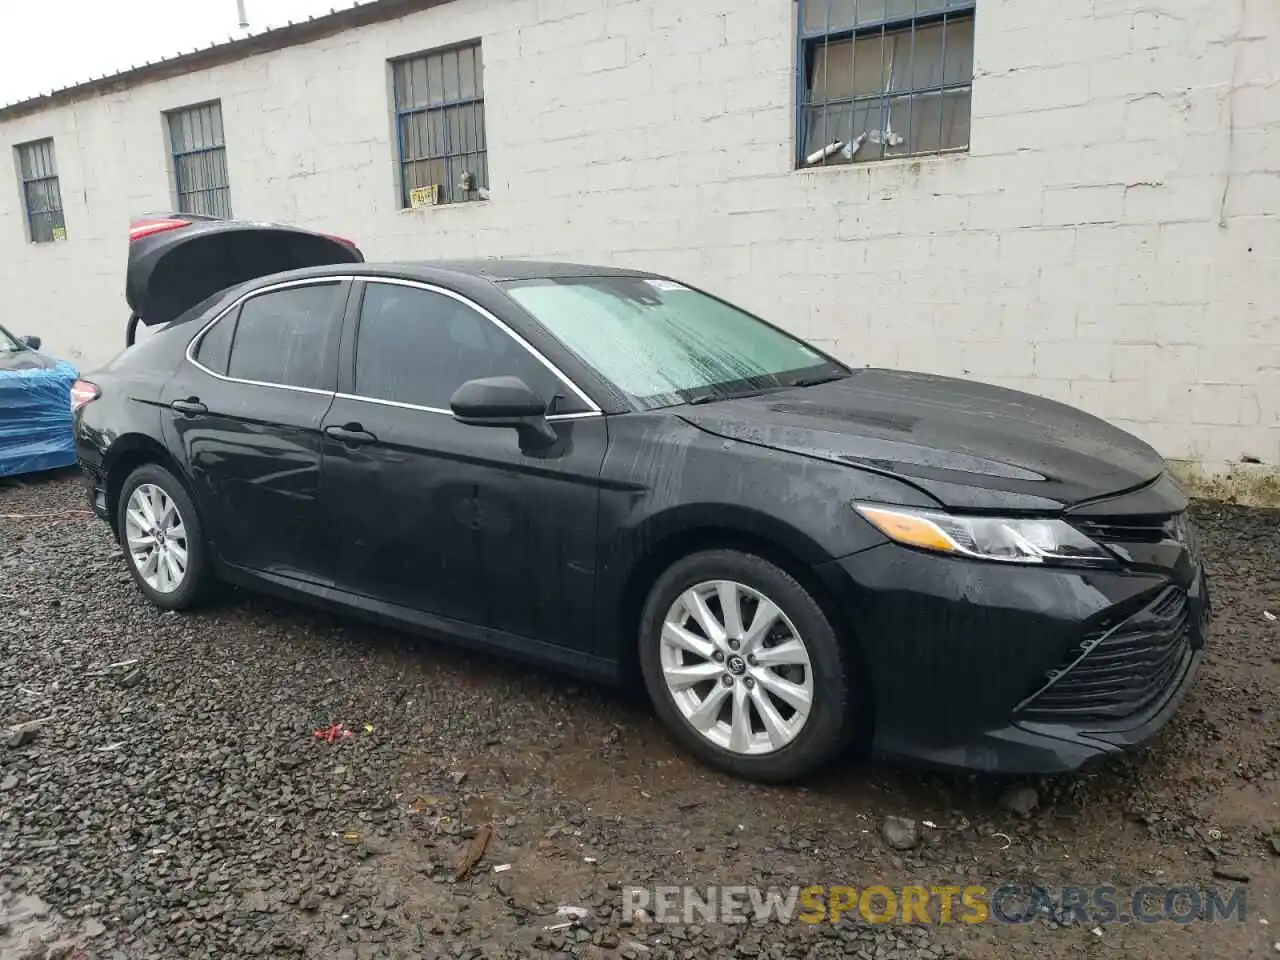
1, 0, 1277, 472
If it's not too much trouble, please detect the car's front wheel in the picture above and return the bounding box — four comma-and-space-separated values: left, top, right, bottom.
638, 549, 857, 782
116, 463, 211, 611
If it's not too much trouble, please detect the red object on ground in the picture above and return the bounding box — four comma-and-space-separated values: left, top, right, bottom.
313, 723, 354, 743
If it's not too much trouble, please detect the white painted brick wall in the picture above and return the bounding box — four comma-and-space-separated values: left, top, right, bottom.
1, 0, 1277, 471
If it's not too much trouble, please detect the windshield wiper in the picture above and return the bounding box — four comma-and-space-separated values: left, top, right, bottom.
789, 373, 848, 388
685, 385, 785, 406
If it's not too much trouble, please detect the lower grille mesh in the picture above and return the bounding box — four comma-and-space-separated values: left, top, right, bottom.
1019, 587, 1191, 725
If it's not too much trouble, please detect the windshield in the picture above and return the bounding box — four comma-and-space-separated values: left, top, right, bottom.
0, 325, 24, 353
505, 276, 847, 410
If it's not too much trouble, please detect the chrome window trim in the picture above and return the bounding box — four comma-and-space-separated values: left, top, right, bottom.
183, 274, 604, 417
185, 276, 348, 396
331, 391, 600, 422
354, 277, 602, 415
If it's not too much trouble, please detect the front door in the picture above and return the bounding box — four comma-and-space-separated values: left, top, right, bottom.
161, 278, 350, 582
318, 278, 607, 651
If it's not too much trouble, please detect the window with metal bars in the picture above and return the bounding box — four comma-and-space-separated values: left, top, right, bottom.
797, 0, 976, 168
392, 41, 488, 207
167, 101, 232, 218
15, 139, 66, 243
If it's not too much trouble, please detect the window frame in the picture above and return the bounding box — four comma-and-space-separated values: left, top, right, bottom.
795, 0, 977, 169
337, 277, 601, 421
390, 40, 489, 208
14, 138, 66, 243
165, 99, 232, 218
186, 278, 351, 394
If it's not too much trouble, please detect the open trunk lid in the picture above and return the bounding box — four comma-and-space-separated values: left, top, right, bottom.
126, 214, 364, 341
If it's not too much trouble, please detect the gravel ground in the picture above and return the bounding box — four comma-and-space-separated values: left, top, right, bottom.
2, 470, 1277, 960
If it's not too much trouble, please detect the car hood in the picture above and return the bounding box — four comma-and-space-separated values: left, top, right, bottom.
0, 349, 58, 372
677, 369, 1167, 512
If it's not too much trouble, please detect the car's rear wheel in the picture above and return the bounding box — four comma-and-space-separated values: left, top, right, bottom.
116, 463, 210, 610
638, 549, 856, 782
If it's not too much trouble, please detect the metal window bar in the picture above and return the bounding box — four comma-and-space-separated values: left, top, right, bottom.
392, 41, 488, 207
797, 0, 976, 167
168, 102, 232, 218
16, 139, 66, 242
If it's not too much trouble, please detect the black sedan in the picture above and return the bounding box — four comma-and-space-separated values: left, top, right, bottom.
74, 218, 1210, 782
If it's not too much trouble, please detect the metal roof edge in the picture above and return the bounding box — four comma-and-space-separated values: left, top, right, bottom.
0, 0, 451, 123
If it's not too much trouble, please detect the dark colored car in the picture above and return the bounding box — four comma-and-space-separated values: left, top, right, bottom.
73, 218, 1211, 783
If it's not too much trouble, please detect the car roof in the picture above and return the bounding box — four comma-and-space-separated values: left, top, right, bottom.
253, 259, 664, 287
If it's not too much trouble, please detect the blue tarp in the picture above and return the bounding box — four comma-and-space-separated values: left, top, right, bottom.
0, 360, 79, 478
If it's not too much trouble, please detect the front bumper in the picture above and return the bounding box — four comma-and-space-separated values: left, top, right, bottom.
814, 525, 1210, 774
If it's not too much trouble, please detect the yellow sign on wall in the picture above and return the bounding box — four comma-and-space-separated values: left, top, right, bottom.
409, 185, 441, 208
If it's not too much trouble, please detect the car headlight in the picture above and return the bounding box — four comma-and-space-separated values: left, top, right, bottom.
854, 504, 1116, 566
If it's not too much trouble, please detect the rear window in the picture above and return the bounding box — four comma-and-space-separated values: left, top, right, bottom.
193, 308, 236, 375
224, 283, 341, 390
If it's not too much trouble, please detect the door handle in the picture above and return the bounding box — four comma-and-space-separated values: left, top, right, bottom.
324, 423, 377, 445
170, 397, 207, 416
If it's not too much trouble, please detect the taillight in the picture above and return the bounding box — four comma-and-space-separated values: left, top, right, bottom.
129, 218, 190, 242
321, 232, 357, 249
71, 379, 100, 414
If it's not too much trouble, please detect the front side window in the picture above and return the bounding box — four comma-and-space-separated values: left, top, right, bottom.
15, 138, 66, 242
167, 100, 232, 218
353, 282, 585, 413
505, 277, 848, 410
224, 284, 341, 390
798, 0, 976, 167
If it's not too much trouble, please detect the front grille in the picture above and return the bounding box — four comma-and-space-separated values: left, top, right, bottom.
1072, 515, 1176, 544
1018, 587, 1192, 725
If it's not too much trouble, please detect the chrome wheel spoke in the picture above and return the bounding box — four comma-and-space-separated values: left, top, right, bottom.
682, 588, 726, 645
138, 548, 161, 582
663, 661, 724, 691
162, 551, 182, 586
687, 681, 731, 732
752, 638, 809, 668
728, 682, 752, 753
750, 684, 792, 750
167, 542, 188, 569
138, 491, 160, 528
754, 669, 812, 714
717, 581, 744, 639
741, 599, 782, 655
126, 534, 156, 551
662, 622, 716, 661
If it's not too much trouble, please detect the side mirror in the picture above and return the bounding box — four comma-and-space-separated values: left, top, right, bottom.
450, 376, 557, 448
21, 335, 41, 350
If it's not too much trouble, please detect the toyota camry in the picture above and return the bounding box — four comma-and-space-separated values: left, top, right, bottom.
72, 215, 1211, 782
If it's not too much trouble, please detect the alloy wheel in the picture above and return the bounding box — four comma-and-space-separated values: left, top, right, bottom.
659, 579, 814, 755
123, 483, 189, 594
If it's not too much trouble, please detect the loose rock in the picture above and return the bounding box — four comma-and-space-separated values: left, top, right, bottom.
881, 816, 919, 851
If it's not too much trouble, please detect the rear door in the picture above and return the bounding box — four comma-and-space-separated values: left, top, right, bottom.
317, 277, 608, 652
161, 278, 351, 582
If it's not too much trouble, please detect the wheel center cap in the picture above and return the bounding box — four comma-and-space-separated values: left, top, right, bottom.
726, 654, 747, 676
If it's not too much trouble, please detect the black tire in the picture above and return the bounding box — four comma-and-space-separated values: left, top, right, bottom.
115, 463, 211, 611
638, 549, 857, 783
